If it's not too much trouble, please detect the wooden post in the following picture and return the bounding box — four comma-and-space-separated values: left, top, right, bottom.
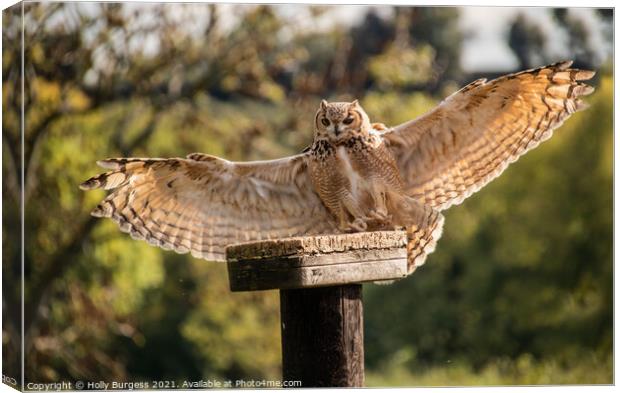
226, 231, 408, 387
280, 285, 363, 386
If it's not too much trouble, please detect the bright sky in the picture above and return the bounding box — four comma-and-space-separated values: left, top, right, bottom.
458, 7, 609, 72
68, 4, 612, 73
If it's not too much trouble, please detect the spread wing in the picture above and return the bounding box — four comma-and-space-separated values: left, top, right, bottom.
383, 60, 596, 211
79, 152, 338, 261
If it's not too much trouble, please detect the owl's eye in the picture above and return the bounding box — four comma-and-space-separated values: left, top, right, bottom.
321, 118, 330, 126
342, 116, 354, 125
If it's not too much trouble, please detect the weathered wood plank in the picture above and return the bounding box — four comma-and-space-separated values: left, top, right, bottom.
229, 247, 406, 270
226, 231, 408, 291
280, 285, 364, 387
226, 230, 407, 261
229, 256, 406, 291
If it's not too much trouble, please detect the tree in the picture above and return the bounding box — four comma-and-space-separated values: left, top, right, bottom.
552, 9, 600, 69
508, 13, 547, 70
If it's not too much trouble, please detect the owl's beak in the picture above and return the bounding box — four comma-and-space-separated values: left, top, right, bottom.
334, 125, 340, 135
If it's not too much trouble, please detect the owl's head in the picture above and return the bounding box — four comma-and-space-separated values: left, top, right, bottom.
314, 99, 371, 142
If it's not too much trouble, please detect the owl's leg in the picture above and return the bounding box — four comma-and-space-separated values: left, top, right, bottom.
348, 218, 368, 232
337, 215, 367, 232
337, 193, 369, 232
367, 186, 391, 222
336, 208, 354, 232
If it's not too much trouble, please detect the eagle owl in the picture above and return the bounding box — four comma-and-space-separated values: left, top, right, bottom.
80, 61, 595, 273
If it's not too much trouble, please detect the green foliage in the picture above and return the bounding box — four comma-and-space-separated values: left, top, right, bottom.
181, 263, 281, 380
368, 44, 436, 89
367, 352, 612, 386
2, 3, 612, 387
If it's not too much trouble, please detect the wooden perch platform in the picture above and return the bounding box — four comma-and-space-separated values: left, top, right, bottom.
226, 230, 408, 291
225, 231, 409, 387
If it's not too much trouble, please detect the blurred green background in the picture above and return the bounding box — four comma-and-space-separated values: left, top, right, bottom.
2, 3, 613, 387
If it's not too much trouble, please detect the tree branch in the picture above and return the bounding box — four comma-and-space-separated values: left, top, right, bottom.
2, 131, 21, 202
23, 104, 164, 346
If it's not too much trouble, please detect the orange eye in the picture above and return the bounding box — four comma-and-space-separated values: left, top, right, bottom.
343, 116, 354, 125
321, 118, 330, 126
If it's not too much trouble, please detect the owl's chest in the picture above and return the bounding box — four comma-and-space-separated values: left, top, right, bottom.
309, 138, 400, 197
334, 145, 368, 198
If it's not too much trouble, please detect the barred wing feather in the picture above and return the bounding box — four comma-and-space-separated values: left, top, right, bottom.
79, 153, 338, 261
384, 61, 595, 211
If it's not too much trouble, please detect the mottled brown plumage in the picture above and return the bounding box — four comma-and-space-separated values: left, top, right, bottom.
80, 61, 594, 272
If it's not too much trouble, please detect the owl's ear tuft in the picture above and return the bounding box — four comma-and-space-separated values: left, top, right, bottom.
350, 99, 360, 107
320, 99, 328, 110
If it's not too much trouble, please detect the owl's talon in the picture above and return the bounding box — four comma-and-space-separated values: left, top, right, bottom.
343, 217, 368, 232
368, 209, 390, 222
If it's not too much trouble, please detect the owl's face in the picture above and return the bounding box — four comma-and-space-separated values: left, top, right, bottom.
314, 99, 371, 143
